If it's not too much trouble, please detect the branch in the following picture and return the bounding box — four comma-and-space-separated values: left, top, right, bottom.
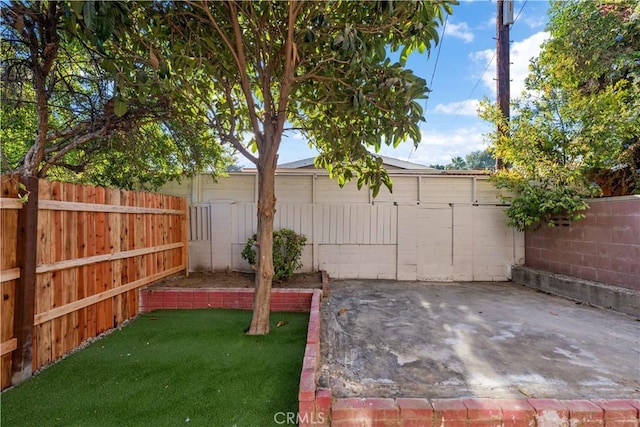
39, 126, 109, 176
208, 84, 258, 165
295, 72, 350, 87
272, 0, 299, 146
226, 132, 258, 165
294, 56, 350, 82
227, 2, 264, 146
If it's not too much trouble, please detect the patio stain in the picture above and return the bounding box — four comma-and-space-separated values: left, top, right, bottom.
320, 280, 640, 400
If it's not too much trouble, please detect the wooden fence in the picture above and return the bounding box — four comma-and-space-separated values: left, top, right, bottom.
0, 176, 188, 390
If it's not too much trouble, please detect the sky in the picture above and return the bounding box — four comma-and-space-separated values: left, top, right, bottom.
268, 0, 551, 168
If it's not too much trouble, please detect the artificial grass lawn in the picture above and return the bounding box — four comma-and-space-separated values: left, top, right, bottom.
1, 309, 308, 427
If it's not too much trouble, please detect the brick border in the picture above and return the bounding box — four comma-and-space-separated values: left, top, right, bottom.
139, 287, 314, 312
298, 289, 328, 426
328, 398, 640, 426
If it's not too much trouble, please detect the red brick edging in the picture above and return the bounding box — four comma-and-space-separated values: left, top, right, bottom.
325, 397, 640, 426
139, 287, 314, 312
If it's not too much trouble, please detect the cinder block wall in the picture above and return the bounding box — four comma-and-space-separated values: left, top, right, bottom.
525, 196, 639, 291
161, 172, 525, 281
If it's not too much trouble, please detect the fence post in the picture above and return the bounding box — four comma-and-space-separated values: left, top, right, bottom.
12, 176, 39, 384
182, 198, 189, 277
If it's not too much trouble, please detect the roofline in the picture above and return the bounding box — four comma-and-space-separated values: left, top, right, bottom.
235, 168, 492, 177
277, 155, 436, 170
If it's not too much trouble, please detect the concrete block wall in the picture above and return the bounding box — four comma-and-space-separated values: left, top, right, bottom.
525, 196, 640, 291
319, 244, 397, 279
161, 173, 525, 281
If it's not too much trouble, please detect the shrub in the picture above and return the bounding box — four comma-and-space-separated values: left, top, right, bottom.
241, 228, 307, 281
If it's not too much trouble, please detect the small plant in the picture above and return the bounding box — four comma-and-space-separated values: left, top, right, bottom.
241, 228, 307, 282
17, 182, 29, 204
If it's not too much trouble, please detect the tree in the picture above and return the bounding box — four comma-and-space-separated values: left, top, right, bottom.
135, 0, 455, 334
465, 149, 494, 170
481, 0, 640, 231
0, 1, 232, 188
446, 156, 467, 170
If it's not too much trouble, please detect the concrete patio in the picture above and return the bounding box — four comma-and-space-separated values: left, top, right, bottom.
319, 280, 640, 400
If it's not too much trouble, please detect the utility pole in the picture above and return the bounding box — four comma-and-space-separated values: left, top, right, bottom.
496, 0, 513, 170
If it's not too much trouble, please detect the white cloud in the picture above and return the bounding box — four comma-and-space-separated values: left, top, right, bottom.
433, 99, 481, 116
445, 22, 474, 43
470, 31, 549, 98
522, 14, 547, 30
379, 125, 491, 166
469, 47, 496, 95
510, 31, 549, 96
479, 14, 497, 30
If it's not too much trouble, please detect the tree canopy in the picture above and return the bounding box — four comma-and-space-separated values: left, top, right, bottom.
482, 0, 640, 231
429, 149, 494, 170
0, 1, 232, 189
127, 0, 455, 333
2, 0, 456, 334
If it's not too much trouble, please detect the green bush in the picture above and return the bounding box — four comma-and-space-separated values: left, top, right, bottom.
241, 228, 307, 281
492, 168, 600, 231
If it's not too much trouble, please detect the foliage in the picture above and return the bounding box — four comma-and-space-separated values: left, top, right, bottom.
446, 156, 467, 170
242, 229, 307, 282
465, 149, 495, 170
427, 149, 494, 170
481, 0, 640, 231
0, 1, 232, 188
492, 168, 596, 231
128, 0, 455, 333
132, 0, 456, 189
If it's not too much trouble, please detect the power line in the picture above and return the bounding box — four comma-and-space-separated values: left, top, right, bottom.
410, 14, 448, 161
445, 50, 496, 130
513, 0, 529, 26
445, 0, 528, 130
425, 14, 449, 111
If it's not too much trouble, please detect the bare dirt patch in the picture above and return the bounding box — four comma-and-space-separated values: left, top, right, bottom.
151, 271, 322, 289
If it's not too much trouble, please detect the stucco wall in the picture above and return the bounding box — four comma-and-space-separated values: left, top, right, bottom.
525, 196, 640, 291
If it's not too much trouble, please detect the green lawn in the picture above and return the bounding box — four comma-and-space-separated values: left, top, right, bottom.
1, 309, 308, 427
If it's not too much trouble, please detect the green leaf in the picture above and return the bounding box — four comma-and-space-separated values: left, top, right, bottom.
83, 1, 96, 31
101, 59, 116, 73
64, 14, 77, 34
71, 1, 84, 17
98, 10, 116, 42
114, 97, 127, 117
371, 183, 380, 198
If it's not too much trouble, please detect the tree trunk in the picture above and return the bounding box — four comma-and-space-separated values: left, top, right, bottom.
27, 69, 50, 177
246, 152, 277, 335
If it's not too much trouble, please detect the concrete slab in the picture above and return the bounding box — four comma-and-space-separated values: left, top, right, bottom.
319, 280, 640, 400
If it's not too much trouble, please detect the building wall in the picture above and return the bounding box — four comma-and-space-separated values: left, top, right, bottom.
158, 172, 524, 281
525, 196, 640, 290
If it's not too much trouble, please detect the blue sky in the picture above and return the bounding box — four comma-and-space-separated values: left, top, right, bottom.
272, 0, 551, 167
